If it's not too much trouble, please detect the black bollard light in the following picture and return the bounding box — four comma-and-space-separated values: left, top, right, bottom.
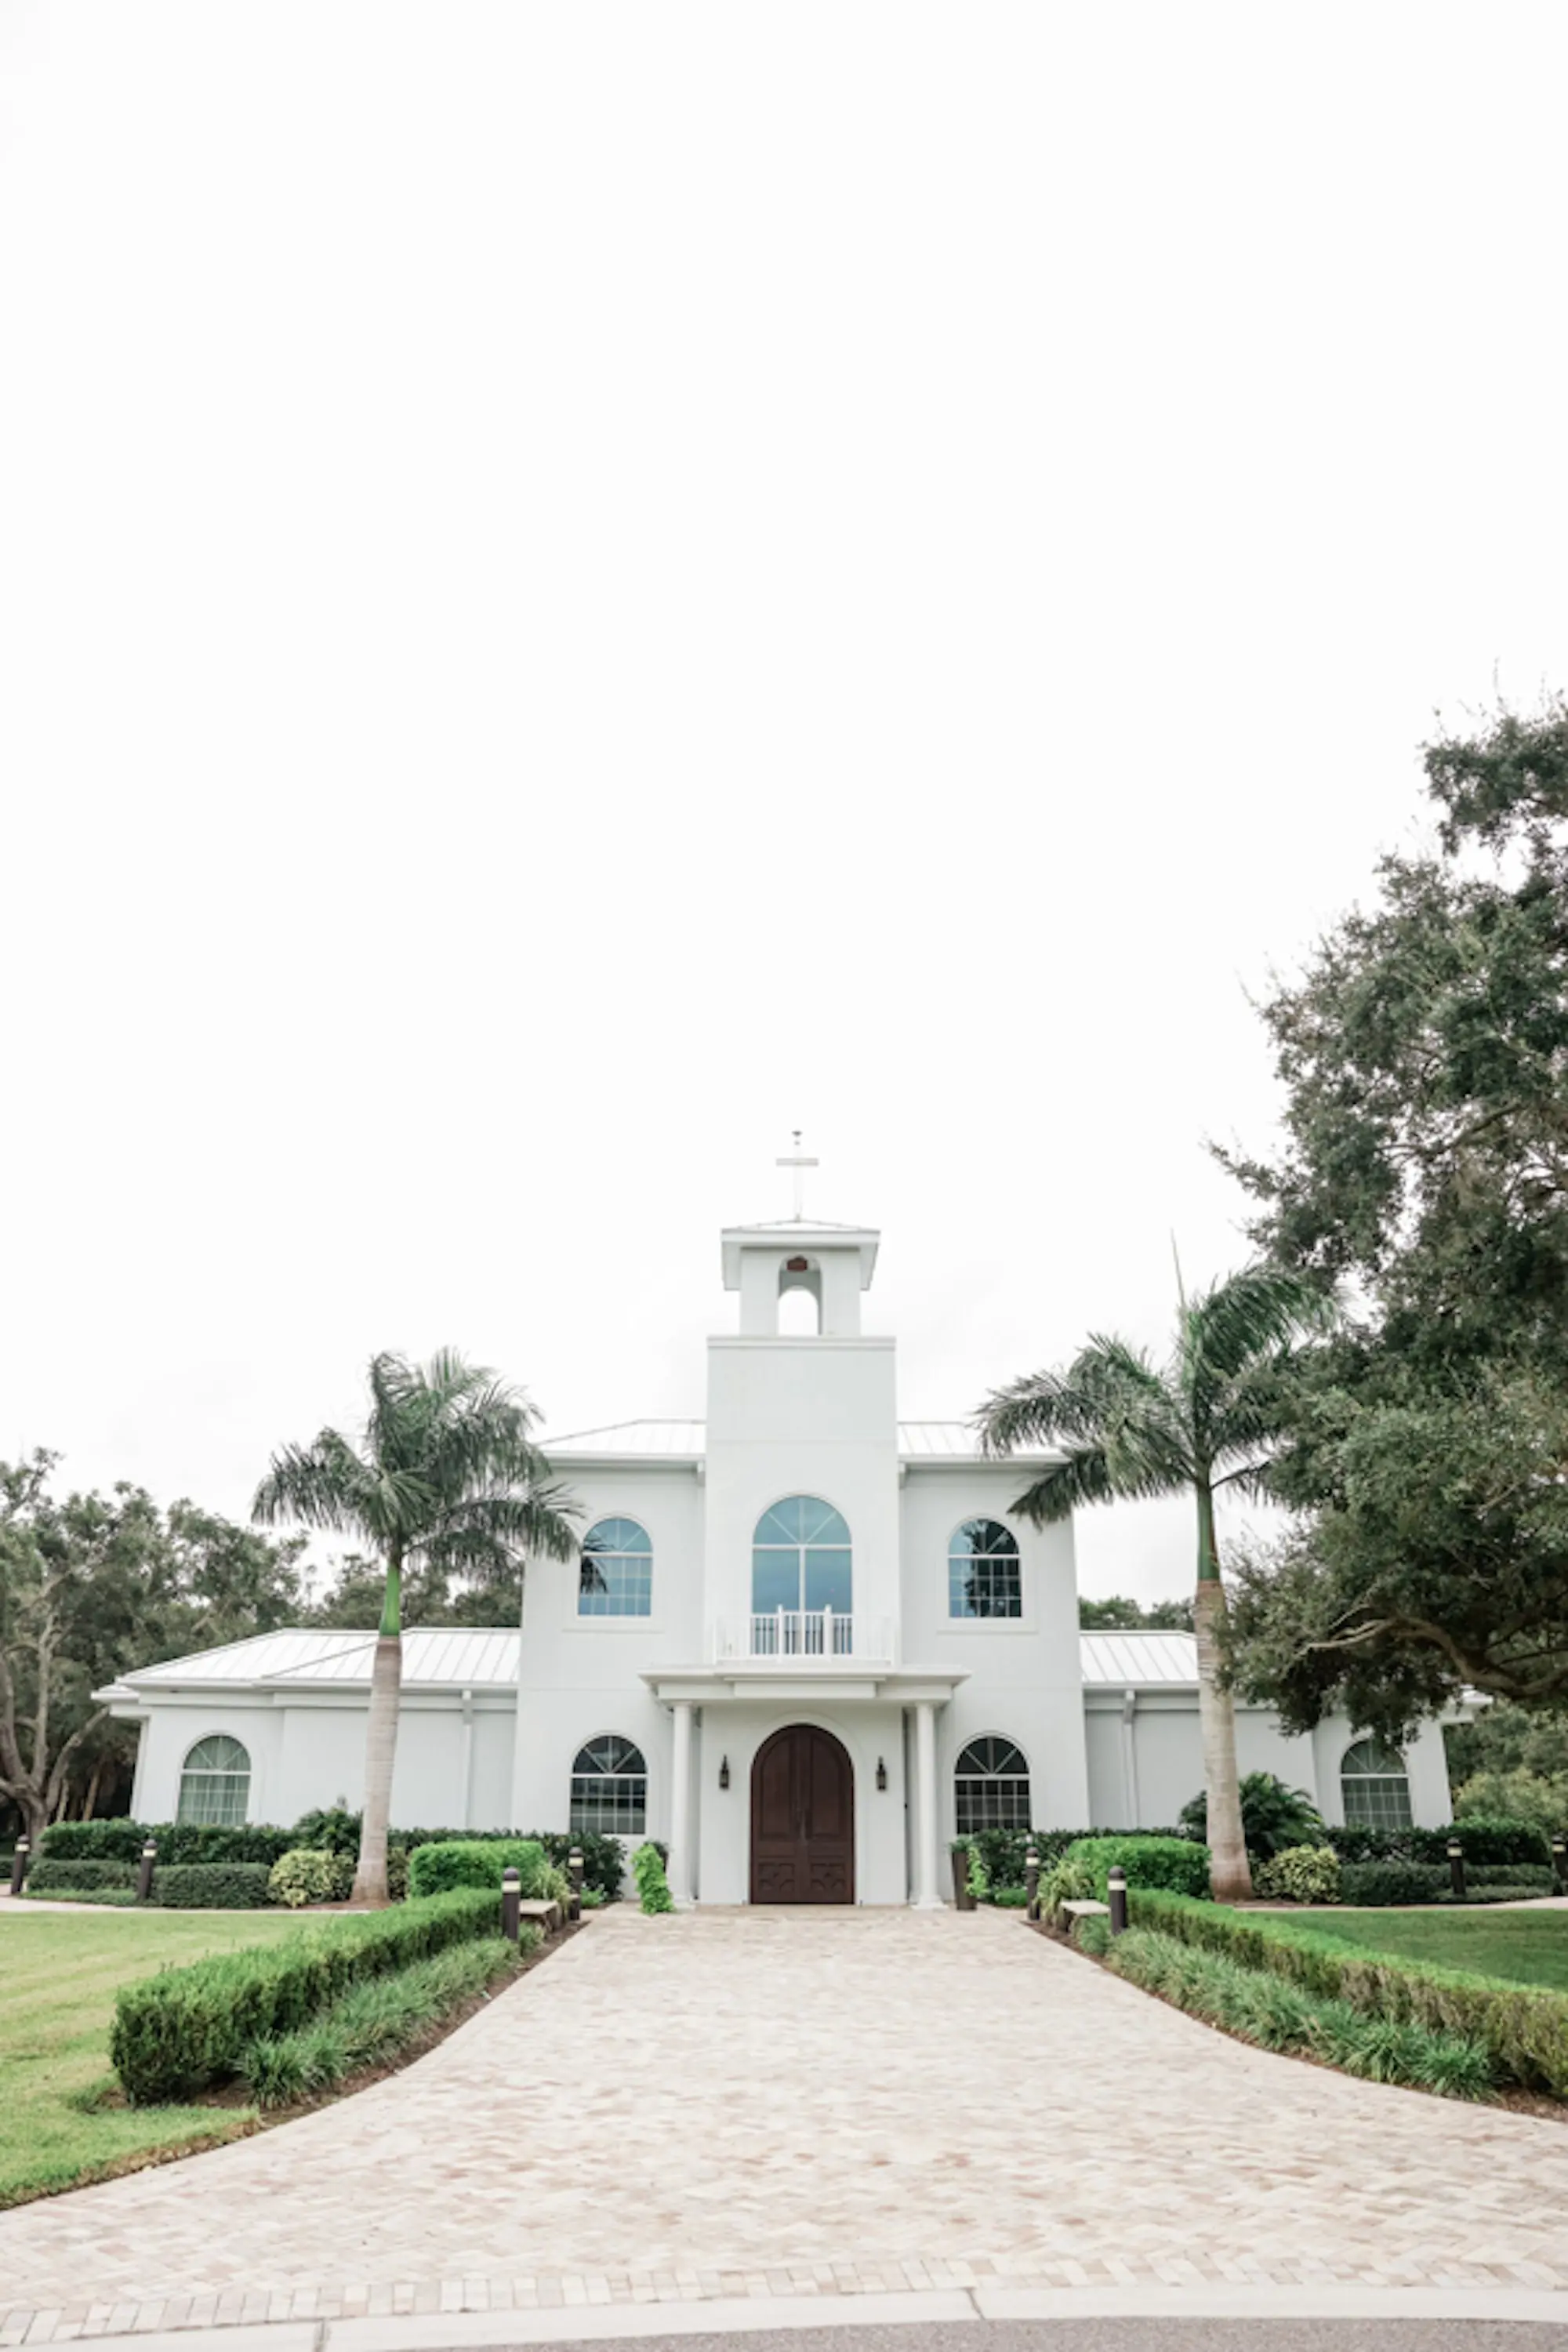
567, 1846, 584, 1922
1553, 1835, 1567, 1896
9, 1836, 29, 1896
1024, 1845, 1040, 1921
136, 1838, 158, 1904
1447, 1838, 1467, 1903
501, 1864, 521, 1944
1108, 1864, 1129, 1937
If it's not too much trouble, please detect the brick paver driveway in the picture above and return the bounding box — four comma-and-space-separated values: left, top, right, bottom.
5, 1906, 1568, 2339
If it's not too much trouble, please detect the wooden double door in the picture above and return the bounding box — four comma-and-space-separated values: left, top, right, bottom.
750, 1723, 855, 1904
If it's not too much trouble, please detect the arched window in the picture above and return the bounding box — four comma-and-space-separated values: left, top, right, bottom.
954, 1736, 1031, 1834
570, 1735, 648, 1834
751, 1494, 851, 1652
177, 1734, 251, 1828
579, 1517, 653, 1617
949, 1519, 1022, 1619
1340, 1737, 1412, 1831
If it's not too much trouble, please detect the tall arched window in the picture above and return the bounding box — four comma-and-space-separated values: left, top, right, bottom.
949, 1519, 1022, 1618
177, 1734, 252, 1828
954, 1736, 1031, 1833
1340, 1737, 1412, 1830
579, 1517, 653, 1617
570, 1735, 648, 1834
751, 1495, 851, 1652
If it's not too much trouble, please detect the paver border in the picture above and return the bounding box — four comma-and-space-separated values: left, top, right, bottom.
10, 2282, 1568, 2352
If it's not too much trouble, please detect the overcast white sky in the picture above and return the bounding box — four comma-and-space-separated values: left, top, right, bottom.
2, 4, 1566, 1606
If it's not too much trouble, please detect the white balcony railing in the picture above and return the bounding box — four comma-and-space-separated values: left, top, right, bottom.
711, 1610, 891, 1663
751, 1606, 854, 1658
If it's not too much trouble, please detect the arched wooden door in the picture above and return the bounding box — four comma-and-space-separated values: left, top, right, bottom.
750, 1723, 855, 1904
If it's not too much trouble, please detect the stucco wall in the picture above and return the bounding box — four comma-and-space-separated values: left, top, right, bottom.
898, 1467, 1091, 1831
1083, 1692, 1454, 1832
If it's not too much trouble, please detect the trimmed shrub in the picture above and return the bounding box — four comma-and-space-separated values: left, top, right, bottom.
39, 1820, 299, 1869
406, 1838, 553, 1900
1339, 1860, 1450, 1907
238, 1933, 535, 2107
1255, 1844, 1341, 1904
633, 1842, 674, 1914
1327, 1817, 1552, 1870
26, 1885, 141, 1905
1104, 1923, 1494, 2100
1067, 1835, 1211, 1901
27, 1858, 136, 1894
111, 1886, 502, 2103
1127, 1888, 1568, 2097
149, 1863, 274, 1909
984, 1885, 1030, 1908
270, 1849, 355, 1908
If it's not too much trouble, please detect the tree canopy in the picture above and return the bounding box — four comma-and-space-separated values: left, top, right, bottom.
0, 1451, 306, 1838
1223, 702, 1568, 1732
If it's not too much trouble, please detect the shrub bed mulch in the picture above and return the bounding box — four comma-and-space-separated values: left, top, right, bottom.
56, 1920, 580, 2200
1024, 1910, 1568, 2121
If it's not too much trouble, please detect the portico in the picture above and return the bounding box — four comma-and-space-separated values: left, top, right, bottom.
643, 1661, 966, 1907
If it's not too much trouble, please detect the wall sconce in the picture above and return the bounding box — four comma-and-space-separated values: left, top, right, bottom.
876, 1757, 887, 1791
718, 1755, 730, 1790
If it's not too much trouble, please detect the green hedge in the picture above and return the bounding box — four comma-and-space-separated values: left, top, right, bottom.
149, 1862, 274, 1909
1127, 1889, 1568, 2097
1067, 1835, 1212, 1900
111, 1887, 502, 2103
27, 1858, 137, 1893
44, 1817, 631, 1901
406, 1839, 551, 1900
1328, 1817, 1552, 1868
1339, 1860, 1452, 1907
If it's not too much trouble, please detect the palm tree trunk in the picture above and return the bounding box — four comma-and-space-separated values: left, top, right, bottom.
351, 1546, 403, 1907
1194, 1483, 1252, 1904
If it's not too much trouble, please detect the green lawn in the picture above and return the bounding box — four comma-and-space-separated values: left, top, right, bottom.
0, 1907, 310, 2206
1300, 1907, 1568, 1991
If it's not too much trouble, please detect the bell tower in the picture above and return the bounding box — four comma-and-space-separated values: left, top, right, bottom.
703, 1149, 900, 1657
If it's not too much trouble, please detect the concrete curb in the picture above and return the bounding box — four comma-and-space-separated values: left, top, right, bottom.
26, 2281, 1568, 2352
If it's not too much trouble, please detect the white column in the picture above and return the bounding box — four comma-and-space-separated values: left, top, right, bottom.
668, 1700, 694, 1906
913, 1699, 941, 1907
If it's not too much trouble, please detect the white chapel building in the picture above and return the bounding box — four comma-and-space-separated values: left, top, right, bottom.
101, 1208, 1454, 1900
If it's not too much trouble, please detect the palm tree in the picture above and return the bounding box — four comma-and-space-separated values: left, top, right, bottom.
975, 1265, 1334, 1903
253, 1349, 579, 1905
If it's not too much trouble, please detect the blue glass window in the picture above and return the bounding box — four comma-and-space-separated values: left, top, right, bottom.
579, 1517, 653, 1617
751, 1496, 852, 1626
948, 1519, 1022, 1619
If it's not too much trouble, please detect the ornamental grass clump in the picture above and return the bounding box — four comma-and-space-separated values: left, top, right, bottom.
111, 1886, 501, 2103
238, 1933, 532, 2107
1127, 1889, 1568, 2098
1105, 1925, 1494, 2100
633, 1842, 675, 1914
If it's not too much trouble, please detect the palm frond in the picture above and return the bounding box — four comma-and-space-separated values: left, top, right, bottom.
252, 1434, 377, 1539
1183, 1265, 1338, 1390
1007, 1450, 1120, 1524
978, 1338, 1193, 1504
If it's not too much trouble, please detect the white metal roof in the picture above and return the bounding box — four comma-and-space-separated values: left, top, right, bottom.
544, 1419, 706, 1458
100, 1627, 521, 1695
1077, 1631, 1199, 1686
101, 1623, 1200, 1699
543, 1417, 1059, 1463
